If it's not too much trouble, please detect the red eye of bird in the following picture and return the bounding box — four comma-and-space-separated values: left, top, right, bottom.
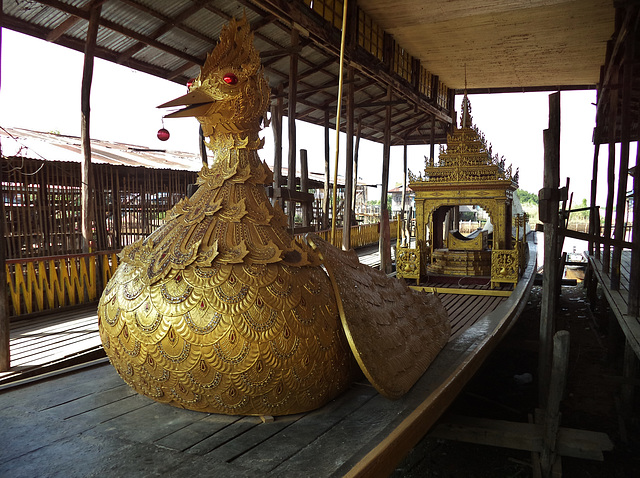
223, 73, 238, 85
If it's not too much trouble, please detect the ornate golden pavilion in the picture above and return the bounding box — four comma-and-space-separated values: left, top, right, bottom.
397, 93, 527, 288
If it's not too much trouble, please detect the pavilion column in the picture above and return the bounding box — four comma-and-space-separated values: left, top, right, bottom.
287, 29, 299, 232
80, 2, 102, 253
379, 85, 392, 273
342, 66, 355, 250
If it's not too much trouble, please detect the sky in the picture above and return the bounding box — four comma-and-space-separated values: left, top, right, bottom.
0, 28, 631, 206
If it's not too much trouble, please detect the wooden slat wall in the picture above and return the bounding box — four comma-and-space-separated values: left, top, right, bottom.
2, 157, 197, 259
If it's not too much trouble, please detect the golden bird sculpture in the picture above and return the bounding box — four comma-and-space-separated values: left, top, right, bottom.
98, 16, 450, 416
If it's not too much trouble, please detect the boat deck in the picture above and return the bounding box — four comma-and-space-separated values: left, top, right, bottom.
588, 249, 640, 358
0, 236, 536, 477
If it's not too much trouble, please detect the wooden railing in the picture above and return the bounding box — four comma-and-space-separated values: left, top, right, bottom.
5, 251, 116, 317
309, 221, 397, 249
6, 222, 394, 318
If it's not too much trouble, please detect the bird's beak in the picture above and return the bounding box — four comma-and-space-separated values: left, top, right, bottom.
157, 89, 214, 118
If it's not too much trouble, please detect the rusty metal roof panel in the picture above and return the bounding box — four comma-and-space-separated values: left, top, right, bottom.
4, 1, 72, 30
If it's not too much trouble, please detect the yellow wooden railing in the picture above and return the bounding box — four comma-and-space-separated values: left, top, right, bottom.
310, 221, 397, 249
6, 222, 394, 318
5, 251, 119, 317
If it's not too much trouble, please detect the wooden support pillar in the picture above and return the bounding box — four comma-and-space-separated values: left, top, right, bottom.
300, 149, 310, 228
588, 144, 600, 258
272, 84, 284, 208
379, 85, 393, 273
80, 2, 102, 253
0, 0, 9, 372
401, 140, 408, 218
539, 92, 561, 408
288, 30, 299, 232
603, 73, 618, 273
611, 35, 634, 291
323, 109, 330, 230
352, 116, 362, 214
539, 330, 570, 477
629, 145, 640, 316
198, 125, 208, 167
430, 116, 436, 162
342, 66, 355, 251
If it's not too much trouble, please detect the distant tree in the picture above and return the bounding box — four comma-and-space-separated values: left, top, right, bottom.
516, 189, 539, 205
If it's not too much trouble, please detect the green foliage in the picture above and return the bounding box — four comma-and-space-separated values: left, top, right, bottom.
516, 189, 538, 205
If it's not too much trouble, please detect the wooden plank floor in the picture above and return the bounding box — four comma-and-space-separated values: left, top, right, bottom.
0, 236, 538, 477
588, 249, 640, 358
0, 305, 102, 384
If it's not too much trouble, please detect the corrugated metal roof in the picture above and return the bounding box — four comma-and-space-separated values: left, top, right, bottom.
1, 127, 202, 172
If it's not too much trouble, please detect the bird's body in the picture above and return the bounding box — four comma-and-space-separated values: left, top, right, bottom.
98, 18, 354, 415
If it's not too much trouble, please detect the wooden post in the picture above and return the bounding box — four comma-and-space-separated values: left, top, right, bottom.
352, 116, 362, 215
588, 144, 600, 258
300, 149, 310, 228
0, 3, 10, 372
288, 30, 299, 232
80, 2, 102, 253
430, 115, 436, 163
540, 330, 570, 477
198, 125, 208, 167
629, 145, 640, 316
379, 85, 392, 273
539, 92, 561, 408
323, 109, 330, 230
272, 83, 284, 208
603, 74, 618, 273
342, 66, 355, 251
611, 36, 633, 291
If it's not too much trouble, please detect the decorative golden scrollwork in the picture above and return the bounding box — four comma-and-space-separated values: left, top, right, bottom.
490, 249, 520, 289
396, 245, 421, 283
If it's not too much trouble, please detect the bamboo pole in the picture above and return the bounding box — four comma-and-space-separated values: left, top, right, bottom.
331, 0, 349, 246
80, 3, 102, 253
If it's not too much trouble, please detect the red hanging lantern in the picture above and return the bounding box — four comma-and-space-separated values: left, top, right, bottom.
157, 128, 170, 141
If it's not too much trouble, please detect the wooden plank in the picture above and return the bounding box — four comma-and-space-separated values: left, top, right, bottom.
236, 383, 376, 472
154, 414, 243, 452
430, 415, 612, 461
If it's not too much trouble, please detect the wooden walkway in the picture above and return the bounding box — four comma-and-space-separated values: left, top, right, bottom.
0, 236, 537, 477
0, 243, 395, 387
588, 250, 640, 358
